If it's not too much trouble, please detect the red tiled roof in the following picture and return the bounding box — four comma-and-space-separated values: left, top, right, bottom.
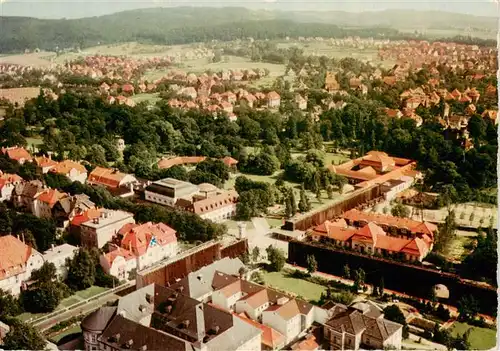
0, 235, 33, 280
103, 247, 136, 266
343, 209, 421, 230
37, 188, 67, 207
1, 147, 32, 162
120, 222, 177, 256
70, 208, 103, 226
88, 167, 130, 188
222, 156, 238, 167
190, 190, 238, 215
267, 91, 280, 100
35, 156, 58, 168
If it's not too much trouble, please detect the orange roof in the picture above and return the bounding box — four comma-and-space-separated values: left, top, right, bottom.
35, 156, 58, 168
411, 222, 438, 237
1, 146, 32, 162
401, 238, 429, 257
88, 167, 130, 188
222, 156, 238, 167
190, 190, 238, 215
0, 235, 33, 280
292, 335, 319, 351
239, 288, 268, 308
70, 208, 102, 226
273, 299, 301, 320
236, 313, 285, 348
158, 156, 206, 169
120, 222, 177, 256
267, 91, 280, 100
37, 188, 67, 207
0, 172, 23, 183
50, 160, 87, 175
103, 247, 136, 266
219, 280, 243, 298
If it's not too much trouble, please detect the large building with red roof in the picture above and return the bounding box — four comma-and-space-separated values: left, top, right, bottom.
309, 210, 436, 262
329, 151, 421, 190
1, 146, 32, 164
100, 222, 178, 279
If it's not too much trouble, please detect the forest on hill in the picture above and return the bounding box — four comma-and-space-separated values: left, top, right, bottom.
0, 7, 496, 53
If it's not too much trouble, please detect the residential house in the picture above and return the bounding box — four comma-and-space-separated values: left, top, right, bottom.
323, 302, 402, 350
101, 222, 178, 279
384, 108, 403, 119
290, 334, 319, 351
0, 235, 44, 295
0, 172, 23, 202
325, 72, 340, 92
50, 160, 88, 183
267, 91, 281, 109
182, 187, 238, 222
80, 209, 136, 248
222, 156, 238, 170
88, 167, 137, 196
221, 101, 233, 114
52, 193, 96, 228
12, 180, 45, 213
481, 110, 497, 124
157, 156, 207, 169
295, 95, 307, 110
241, 94, 256, 108
1, 146, 32, 164
82, 283, 262, 351
42, 243, 78, 279
222, 91, 237, 104
35, 155, 58, 173
34, 188, 68, 218
179, 87, 198, 100
122, 84, 135, 95
99, 82, 110, 94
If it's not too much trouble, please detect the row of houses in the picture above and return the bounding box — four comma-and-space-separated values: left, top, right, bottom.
81, 258, 403, 351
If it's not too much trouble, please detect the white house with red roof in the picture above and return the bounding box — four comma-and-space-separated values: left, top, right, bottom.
34, 155, 58, 173
50, 160, 88, 183
1, 146, 32, 164
34, 188, 68, 218
0, 172, 23, 202
0, 235, 44, 295
100, 222, 178, 279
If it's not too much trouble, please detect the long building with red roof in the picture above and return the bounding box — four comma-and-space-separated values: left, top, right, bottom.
309, 210, 436, 262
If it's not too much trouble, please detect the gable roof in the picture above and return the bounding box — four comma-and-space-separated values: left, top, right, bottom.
0, 235, 36, 280
50, 160, 87, 175
1, 146, 32, 162
189, 190, 238, 215
35, 156, 58, 168
88, 167, 135, 188
236, 313, 284, 348
36, 188, 67, 207
120, 222, 177, 256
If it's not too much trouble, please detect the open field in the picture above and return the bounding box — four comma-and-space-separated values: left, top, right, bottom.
448, 235, 475, 262
0, 51, 56, 67
449, 322, 497, 350
277, 41, 396, 68
130, 92, 161, 105
260, 270, 326, 302
0, 87, 42, 106
75, 286, 109, 300
178, 55, 286, 76
48, 325, 82, 344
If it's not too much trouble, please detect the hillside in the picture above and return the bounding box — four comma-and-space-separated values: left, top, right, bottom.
0, 7, 496, 53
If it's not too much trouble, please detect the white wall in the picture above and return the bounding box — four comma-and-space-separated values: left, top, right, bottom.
67, 169, 87, 183
235, 333, 261, 351
200, 204, 236, 223
137, 242, 177, 271
0, 251, 44, 295
145, 190, 176, 207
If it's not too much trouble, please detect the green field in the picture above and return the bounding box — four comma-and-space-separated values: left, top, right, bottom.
178, 55, 285, 76
49, 325, 82, 344
131, 93, 162, 105
260, 270, 327, 302
449, 322, 497, 350
448, 236, 475, 262
75, 286, 109, 300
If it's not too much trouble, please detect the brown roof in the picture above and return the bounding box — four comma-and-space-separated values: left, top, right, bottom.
189, 190, 238, 215
88, 167, 131, 188
99, 314, 188, 351
50, 160, 87, 175
325, 307, 366, 335
35, 156, 58, 168
37, 188, 67, 207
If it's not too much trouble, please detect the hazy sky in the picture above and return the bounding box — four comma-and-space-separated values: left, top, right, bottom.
0, 0, 498, 19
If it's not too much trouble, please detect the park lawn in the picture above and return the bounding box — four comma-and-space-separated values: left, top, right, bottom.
447, 236, 475, 262
75, 286, 109, 300
131, 93, 161, 105
449, 322, 497, 350
49, 324, 82, 344
16, 295, 84, 322
260, 270, 326, 302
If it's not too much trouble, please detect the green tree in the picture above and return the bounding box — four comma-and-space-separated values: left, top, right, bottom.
353, 268, 366, 291
306, 254, 318, 274
266, 245, 286, 272
343, 264, 351, 279
391, 203, 410, 218
326, 185, 334, 199
0, 203, 12, 234
434, 210, 456, 255
0, 289, 22, 322
66, 248, 96, 291
298, 184, 311, 213
86, 144, 108, 166
252, 246, 260, 262
383, 305, 410, 339
2, 319, 46, 351
30, 261, 57, 283
21, 280, 64, 313
457, 295, 479, 322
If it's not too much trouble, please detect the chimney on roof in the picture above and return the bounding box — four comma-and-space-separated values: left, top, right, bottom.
213, 325, 220, 335
177, 286, 184, 294
277, 297, 289, 306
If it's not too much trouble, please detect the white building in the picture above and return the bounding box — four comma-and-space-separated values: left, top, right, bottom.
100, 222, 178, 280
80, 209, 135, 248
0, 172, 23, 202
380, 175, 415, 201
0, 235, 44, 295
144, 178, 199, 207
42, 243, 78, 279
50, 160, 88, 183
